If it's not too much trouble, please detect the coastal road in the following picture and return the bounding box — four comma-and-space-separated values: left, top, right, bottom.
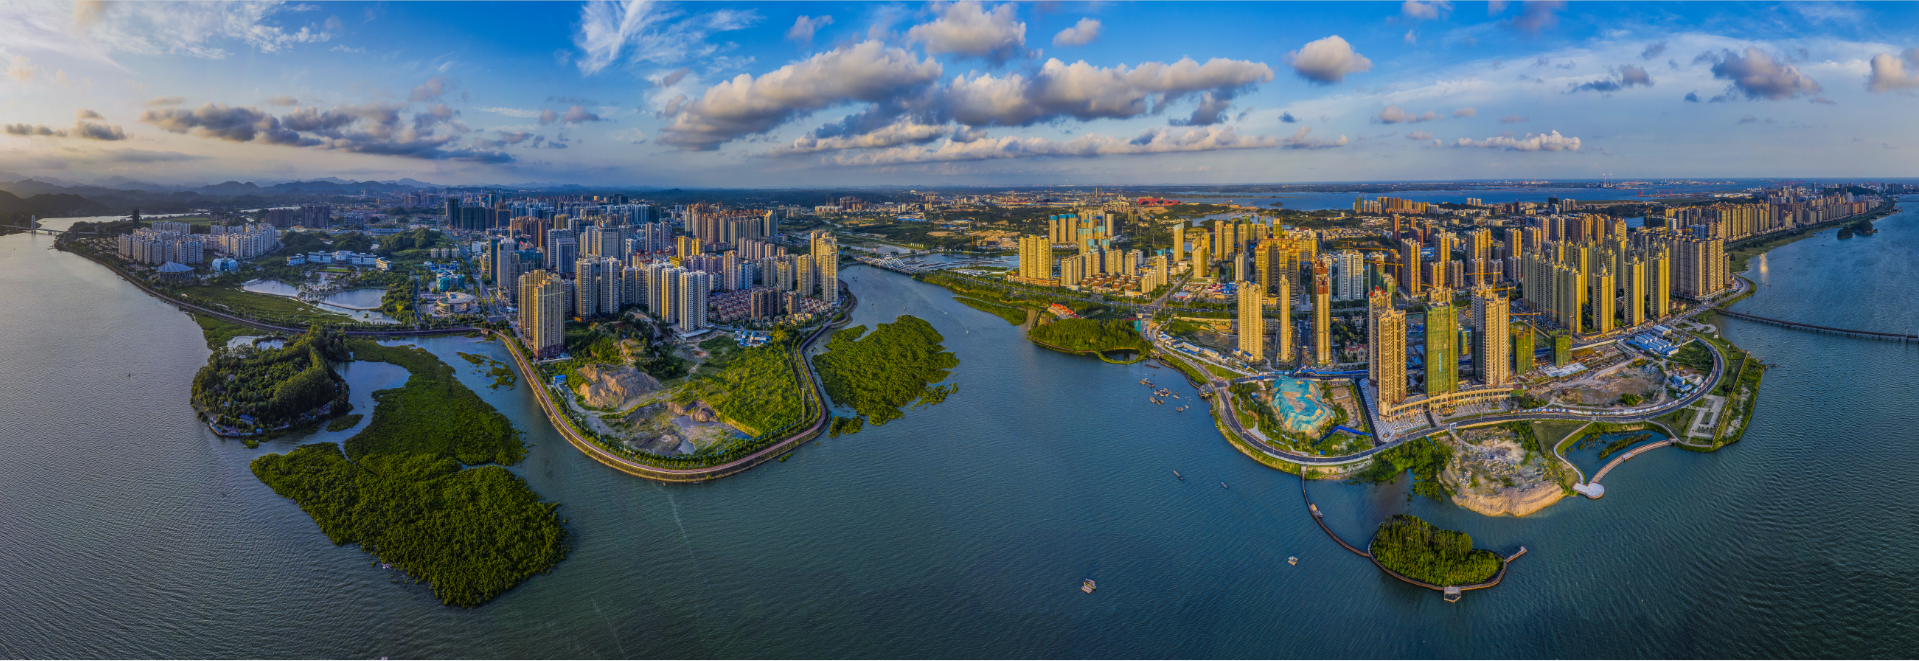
1191, 326, 1724, 467
494, 288, 852, 483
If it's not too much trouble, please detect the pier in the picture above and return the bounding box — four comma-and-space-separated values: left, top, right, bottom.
1713, 308, 1919, 342
1575, 438, 1675, 498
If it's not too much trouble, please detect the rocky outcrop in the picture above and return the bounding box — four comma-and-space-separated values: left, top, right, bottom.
573, 363, 661, 410
668, 399, 719, 423
1450, 481, 1565, 517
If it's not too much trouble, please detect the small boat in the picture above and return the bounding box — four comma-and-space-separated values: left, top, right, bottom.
1174, 470, 1183, 480
1220, 482, 1229, 489
1288, 556, 1298, 566
1082, 579, 1097, 594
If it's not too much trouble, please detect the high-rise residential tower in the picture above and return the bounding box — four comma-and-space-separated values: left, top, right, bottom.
1471, 287, 1510, 387
517, 270, 565, 359
1372, 296, 1407, 409
1312, 266, 1332, 365
1237, 280, 1264, 362
1425, 290, 1459, 395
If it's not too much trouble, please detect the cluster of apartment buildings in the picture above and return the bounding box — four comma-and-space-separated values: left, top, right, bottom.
117, 226, 205, 266
208, 223, 280, 259
507, 225, 841, 360
261, 205, 333, 229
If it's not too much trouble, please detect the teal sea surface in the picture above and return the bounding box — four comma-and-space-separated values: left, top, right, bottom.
0, 202, 1915, 657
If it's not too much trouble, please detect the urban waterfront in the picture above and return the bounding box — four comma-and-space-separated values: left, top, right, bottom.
2, 203, 1917, 657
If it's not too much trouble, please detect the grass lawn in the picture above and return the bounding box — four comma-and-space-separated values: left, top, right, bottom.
188, 312, 254, 350
1202, 362, 1240, 380
1531, 419, 1590, 451
176, 285, 349, 325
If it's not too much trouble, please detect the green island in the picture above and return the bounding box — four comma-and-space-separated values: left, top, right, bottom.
1027, 318, 1152, 363
190, 329, 351, 436
1369, 514, 1502, 586
325, 414, 363, 432
812, 315, 959, 426
247, 335, 566, 608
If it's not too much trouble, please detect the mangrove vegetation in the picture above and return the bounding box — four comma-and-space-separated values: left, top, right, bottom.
1369, 514, 1502, 586
812, 315, 959, 425
250, 339, 566, 608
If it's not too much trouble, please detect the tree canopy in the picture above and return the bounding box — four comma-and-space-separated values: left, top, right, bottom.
812, 315, 959, 425
1369, 514, 1501, 586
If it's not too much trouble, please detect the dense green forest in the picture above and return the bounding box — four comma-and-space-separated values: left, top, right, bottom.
250, 340, 565, 607
1369, 514, 1502, 586
812, 315, 959, 425
191, 329, 351, 432
1027, 318, 1151, 354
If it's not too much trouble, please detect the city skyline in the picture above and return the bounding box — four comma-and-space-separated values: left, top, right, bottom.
8, 0, 1919, 188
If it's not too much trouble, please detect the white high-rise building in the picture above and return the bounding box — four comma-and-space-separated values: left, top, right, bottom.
1333, 250, 1365, 301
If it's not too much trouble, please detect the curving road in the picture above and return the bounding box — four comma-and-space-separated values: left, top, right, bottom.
495, 288, 852, 483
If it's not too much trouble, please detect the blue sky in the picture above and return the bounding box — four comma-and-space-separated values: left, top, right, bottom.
4, 1, 1919, 187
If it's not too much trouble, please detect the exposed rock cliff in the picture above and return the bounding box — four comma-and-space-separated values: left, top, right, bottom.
573, 363, 660, 410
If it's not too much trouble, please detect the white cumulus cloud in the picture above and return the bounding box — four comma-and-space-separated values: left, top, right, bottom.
786, 15, 833, 44
907, 1, 1032, 66
1455, 130, 1580, 151
659, 40, 943, 151
823, 125, 1282, 165
1286, 35, 1372, 84
1868, 49, 1919, 93
1052, 18, 1100, 47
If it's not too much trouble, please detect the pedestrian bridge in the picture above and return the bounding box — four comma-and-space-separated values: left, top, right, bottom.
1715, 308, 1919, 342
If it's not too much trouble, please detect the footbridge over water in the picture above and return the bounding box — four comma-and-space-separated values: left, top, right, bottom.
0, 225, 92, 235
1714, 308, 1919, 342
1573, 438, 1676, 498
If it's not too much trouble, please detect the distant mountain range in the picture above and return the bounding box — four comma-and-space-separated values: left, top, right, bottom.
0, 190, 110, 219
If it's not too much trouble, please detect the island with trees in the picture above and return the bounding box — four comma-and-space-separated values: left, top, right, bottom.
1368, 514, 1503, 587
811, 314, 959, 427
